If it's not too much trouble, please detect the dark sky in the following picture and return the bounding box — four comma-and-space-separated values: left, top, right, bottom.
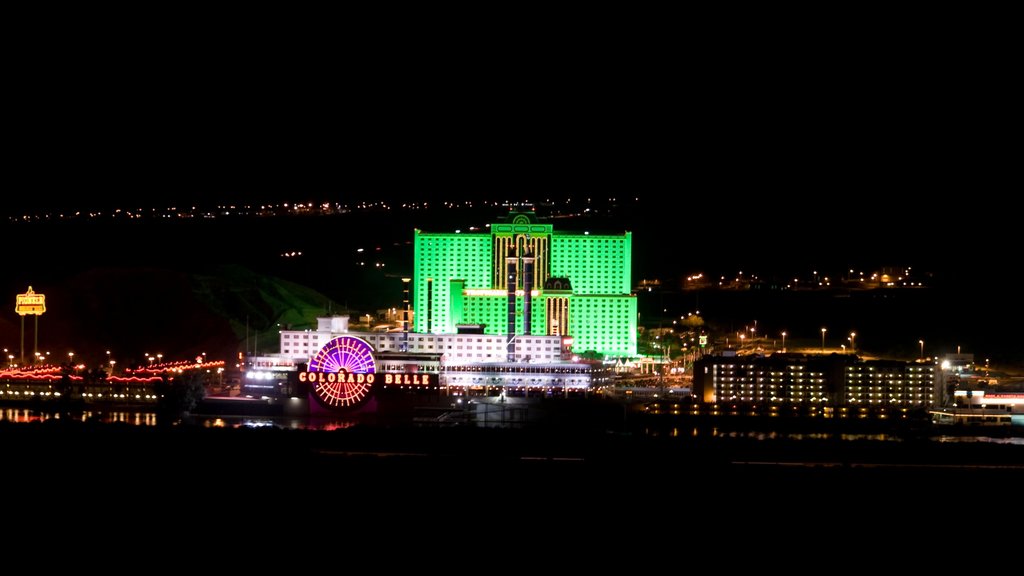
2, 10, 1020, 364
5, 10, 1015, 244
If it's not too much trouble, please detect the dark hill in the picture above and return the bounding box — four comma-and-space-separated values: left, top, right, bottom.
0, 266, 339, 368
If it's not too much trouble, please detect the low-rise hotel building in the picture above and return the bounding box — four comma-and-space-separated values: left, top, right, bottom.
693, 353, 938, 407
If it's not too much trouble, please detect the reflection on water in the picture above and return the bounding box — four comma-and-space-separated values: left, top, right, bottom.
1, 408, 157, 426
651, 426, 896, 442
197, 415, 358, 430
649, 426, 1024, 445
934, 435, 1024, 446
3, 407, 1021, 443
1, 408, 357, 430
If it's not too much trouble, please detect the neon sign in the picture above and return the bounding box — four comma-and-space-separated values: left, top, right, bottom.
305, 336, 437, 410
383, 373, 431, 386
15, 286, 46, 316
300, 371, 376, 385
307, 336, 377, 409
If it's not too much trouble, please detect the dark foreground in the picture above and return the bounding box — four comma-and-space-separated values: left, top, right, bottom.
6, 419, 1022, 506
5, 419, 1021, 559
6, 413, 1018, 561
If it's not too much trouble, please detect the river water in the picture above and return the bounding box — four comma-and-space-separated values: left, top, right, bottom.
3, 406, 1022, 444
0, 407, 356, 430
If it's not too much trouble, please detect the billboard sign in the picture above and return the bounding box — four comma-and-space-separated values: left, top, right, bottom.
15, 287, 45, 316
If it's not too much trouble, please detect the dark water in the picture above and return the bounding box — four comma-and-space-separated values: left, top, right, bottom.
0, 407, 355, 431
3, 406, 1020, 444
641, 425, 1024, 445
0, 407, 158, 426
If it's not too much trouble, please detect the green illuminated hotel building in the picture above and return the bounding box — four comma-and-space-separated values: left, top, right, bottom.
413, 212, 637, 357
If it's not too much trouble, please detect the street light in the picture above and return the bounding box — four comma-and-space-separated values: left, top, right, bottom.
821, 328, 827, 353
919, 339, 924, 360
849, 332, 856, 354
781, 331, 787, 352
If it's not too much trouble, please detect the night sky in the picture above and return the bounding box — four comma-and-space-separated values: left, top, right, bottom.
7, 11, 1014, 225
4, 11, 1015, 278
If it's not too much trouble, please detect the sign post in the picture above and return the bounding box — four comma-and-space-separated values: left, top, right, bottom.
15, 286, 46, 364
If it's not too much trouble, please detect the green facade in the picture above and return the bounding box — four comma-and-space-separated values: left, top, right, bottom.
568, 295, 637, 358
550, 233, 632, 295
413, 231, 490, 334
460, 293, 551, 337
413, 213, 637, 357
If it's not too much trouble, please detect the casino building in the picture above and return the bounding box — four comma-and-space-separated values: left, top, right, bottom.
245, 211, 629, 411
278, 316, 569, 364
249, 315, 609, 410
413, 211, 637, 358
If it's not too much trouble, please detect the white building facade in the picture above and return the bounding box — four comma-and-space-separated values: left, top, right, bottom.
247, 316, 608, 397
276, 316, 570, 365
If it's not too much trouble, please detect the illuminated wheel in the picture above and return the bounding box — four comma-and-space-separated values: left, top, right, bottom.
308, 336, 377, 409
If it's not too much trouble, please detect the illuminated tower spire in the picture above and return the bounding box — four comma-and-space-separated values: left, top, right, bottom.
522, 246, 534, 336
401, 277, 411, 352
506, 246, 517, 362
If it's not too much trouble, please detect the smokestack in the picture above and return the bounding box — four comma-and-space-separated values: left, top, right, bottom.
523, 247, 534, 335
506, 246, 517, 362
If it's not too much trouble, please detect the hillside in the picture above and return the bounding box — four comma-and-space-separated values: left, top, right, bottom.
0, 266, 340, 368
